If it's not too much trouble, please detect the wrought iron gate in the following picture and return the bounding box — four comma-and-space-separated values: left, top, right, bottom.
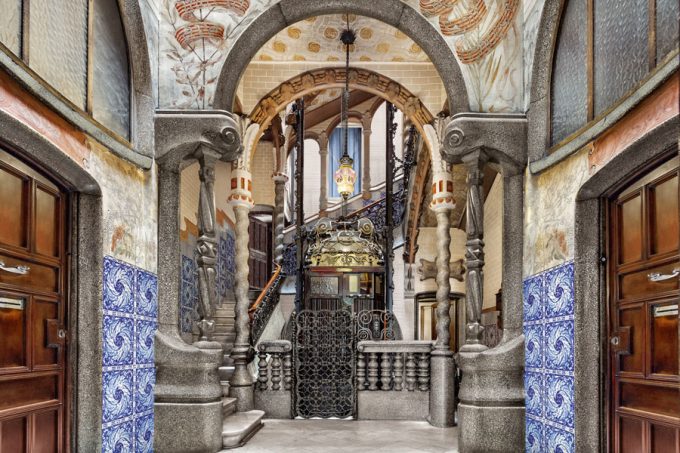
293, 309, 355, 418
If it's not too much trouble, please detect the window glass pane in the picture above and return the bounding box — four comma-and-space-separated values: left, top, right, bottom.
594, 0, 648, 116
92, 0, 130, 140
656, 0, 680, 62
0, 0, 22, 55
28, 0, 88, 109
550, 0, 588, 145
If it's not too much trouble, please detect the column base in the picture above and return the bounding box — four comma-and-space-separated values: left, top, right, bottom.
458, 403, 525, 453
429, 350, 456, 427
230, 384, 254, 412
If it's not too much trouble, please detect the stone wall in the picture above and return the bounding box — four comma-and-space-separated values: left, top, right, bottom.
483, 175, 503, 310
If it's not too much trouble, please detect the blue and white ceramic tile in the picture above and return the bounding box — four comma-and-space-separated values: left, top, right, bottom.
525, 372, 543, 417
225, 234, 235, 272
180, 305, 193, 334
545, 320, 574, 371
103, 315, 134, 366
181, 255, 195, 282
136, 270, 158, 318
545, 373, 575, 428
526, 417, 544, 453
102, 370, 134, 423
545, 262, 574, 318
545, 424, 575, 453
135, 368, 155, 414
135, 413, 154, 453
181, 279, 193, 309
103, 257, 135, 313
136, 320, 156, 365
102, 421, 133, 453
524, 324, 543, 369
523, 274, 543, 322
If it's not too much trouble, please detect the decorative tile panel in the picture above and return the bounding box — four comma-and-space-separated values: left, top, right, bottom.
180, 254, 198, 335
524, 261, 575, 453
102, 256, 157, 453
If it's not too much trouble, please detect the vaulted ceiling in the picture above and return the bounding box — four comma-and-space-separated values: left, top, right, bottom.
254, 14, 431, 63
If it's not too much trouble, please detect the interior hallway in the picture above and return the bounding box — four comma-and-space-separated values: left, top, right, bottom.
234, 419, 459, 453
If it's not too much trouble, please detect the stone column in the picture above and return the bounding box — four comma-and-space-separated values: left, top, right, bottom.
361, 114, 373, 199
460, 150, 488, 353
228, 167, 255, 412
428, 171, 456, 428
318, 132, 329, 215
272, 172, 288, 266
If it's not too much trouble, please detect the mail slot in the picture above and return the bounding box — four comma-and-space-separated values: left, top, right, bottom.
654, 304, 678, 317
0, 296, 24, 310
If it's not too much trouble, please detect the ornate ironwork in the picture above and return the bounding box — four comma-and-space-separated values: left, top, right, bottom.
293, 99, 305, 312
249, 265, 284, 346
306, 218, 383, 268
356, 310, 403, 341
282, 243, 297, 275
293, 310, 355, 418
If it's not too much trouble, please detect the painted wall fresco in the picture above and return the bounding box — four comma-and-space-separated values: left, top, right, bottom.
524, 261, 575, 453
102, 256, 158, 453
158, 0, 525, 112
521, 0, 544, 109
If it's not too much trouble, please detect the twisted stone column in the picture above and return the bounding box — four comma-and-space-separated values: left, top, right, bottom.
434, 210, 452, 350
461, 150, 488, 352
318, 132, 329, 215
228, 168, 254, 411
272, 173, 287, 265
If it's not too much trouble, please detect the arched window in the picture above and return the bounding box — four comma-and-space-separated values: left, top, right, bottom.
0, 0, 131, 141
550, 0, 679, 147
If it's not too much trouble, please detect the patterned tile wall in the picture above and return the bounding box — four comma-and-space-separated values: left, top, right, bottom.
102, 256, 158, 453
180, 229, 235, 335
524, 261, 575, 453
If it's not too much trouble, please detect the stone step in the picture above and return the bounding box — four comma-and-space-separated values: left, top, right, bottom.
221, 410, 264, 449
222, 397, 237, 417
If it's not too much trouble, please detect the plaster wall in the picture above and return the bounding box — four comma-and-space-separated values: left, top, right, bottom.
251, 140, 276, 207
483, 175, 503, 310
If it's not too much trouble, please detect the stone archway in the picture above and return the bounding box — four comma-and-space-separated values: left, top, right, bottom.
212, 0, 469, 114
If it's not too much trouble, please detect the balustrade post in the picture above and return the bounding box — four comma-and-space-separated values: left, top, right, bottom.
257, 351, 268, 391
367, 352, 379, 391
380, 352, 392, 390
271, 353, 282, 391
417, 352, 430, 391
283, 352, 292, 391
393, 353, 404, 391
405, 353, 416, 391
357, 352, 366, 391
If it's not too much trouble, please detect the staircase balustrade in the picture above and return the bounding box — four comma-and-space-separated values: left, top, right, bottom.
249, 264, 284, 345
253, 340, 293, 418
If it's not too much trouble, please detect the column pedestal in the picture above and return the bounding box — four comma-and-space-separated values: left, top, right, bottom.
429, 350, 456, 427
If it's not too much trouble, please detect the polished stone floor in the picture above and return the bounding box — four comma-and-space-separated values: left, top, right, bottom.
238, 419, 459, 452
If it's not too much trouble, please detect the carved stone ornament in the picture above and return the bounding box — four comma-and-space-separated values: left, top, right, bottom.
417, 258, 466, 281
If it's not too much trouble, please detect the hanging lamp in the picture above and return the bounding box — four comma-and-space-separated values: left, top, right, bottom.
334, 14, 357, 205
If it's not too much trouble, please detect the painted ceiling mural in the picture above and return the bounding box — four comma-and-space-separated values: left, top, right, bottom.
159, 0, 525, 112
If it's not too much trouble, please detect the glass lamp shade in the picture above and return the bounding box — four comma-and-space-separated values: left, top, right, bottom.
334, 154, 356, 199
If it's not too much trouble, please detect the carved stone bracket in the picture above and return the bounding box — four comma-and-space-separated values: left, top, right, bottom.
417, 258, 465, 281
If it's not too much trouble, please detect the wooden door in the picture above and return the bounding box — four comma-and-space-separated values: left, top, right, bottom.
609, 155, 679, 453
248, 214, 272, 290
0, 148, 69, 452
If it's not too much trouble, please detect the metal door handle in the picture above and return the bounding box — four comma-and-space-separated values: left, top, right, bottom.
648, 268, 679, 282
0, 260, 30, 275
610, 336, 619, 346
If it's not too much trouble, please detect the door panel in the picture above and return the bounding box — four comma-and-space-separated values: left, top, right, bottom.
0, 148, 68, 453
609, 155, 679, 453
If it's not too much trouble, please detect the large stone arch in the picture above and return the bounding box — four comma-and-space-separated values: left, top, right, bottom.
213, 0, 469, 114
243, 67, 437, 172
573, 116, 678, 453
0, 109, 104, 450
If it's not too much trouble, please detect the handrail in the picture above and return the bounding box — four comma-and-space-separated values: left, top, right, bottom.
249, 264, 282, 316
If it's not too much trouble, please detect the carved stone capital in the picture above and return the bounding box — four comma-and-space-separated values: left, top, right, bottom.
441, 113, 527, 175
155, 110, 243, 170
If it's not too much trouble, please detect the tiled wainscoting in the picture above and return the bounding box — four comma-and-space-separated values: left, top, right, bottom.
101, 256, 158, 453
180, 229, 235, 335
524, 261, 575, 453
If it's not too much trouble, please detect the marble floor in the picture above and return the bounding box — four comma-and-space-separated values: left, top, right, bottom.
238, 419, 459, 452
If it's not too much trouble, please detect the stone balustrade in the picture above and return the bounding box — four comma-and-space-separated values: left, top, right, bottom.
356, 341, 434, 420
254, 340, 292, 419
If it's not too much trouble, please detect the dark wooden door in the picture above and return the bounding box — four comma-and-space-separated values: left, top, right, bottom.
609, 155, 679, 453
248, 214, 272, 290
0, 148, 69, 452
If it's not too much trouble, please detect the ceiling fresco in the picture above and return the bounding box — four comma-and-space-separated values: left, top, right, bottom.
159, 0, 525, 112
253, 15, 431, 63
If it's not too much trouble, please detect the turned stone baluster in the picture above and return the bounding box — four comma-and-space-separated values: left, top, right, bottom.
393, 352, 404, 391
271, 353, 282, 391
357, 352, 366, 391
405, 352, 417, 391
417, 352, 430, 391
257, 351, 268, 391
380, 352, 392, 390
283, 352, 292, 391
367, 352, 379, 391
